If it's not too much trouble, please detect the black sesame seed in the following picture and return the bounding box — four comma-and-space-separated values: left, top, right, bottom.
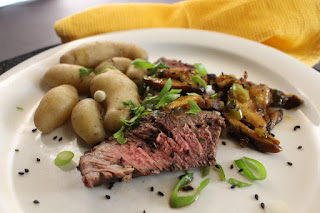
36, 158, 40, 162
150, 168, 154, 173
32, 128, 37, 133
287, 162, 293, 166
196, 124, 202, 128
254, 194, 259, 200
25, 168, 29, 173
157, 191, 164, 196
179, 174, 185, 180
18, 172, 24, 175
207, 121, 212, 126
171, 152, 175, 158
215, 164, 220, 169
270, 133, 275, 137
298, 146, 303, 149
293, 125, 301, 131
120, 157, 123, 163
58, 137, 63, 141
33, 200, 39, 204
178, 77, 183, 82
182, 185, 194, 191
186, 149, 190, 155
118, 178, 123, 182
105, 195, 111, 199
230, 164, 234, 169
261, 202, 265, 209
76, 166, 80, 171
151, 149, 155, 154
172, 72, 176, 75
53, 136, 57, 140
222, 141, 226, 145
15, 149, 19, 152
108, 182, 115, 189
238, 169, 243, 172
231, 185, 236, 189
150, 186, 154, 192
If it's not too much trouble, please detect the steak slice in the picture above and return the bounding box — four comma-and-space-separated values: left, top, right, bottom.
79, 109, 225, 187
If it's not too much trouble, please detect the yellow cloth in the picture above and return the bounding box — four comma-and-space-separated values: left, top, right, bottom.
54, 0, 320, 66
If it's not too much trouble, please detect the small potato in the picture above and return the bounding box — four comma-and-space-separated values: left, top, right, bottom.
90, 69, 139, 133
125, 64, 147, 85
34, 85, 78, 133
44, 64, 94, 93
94, 57, 132, 74
71, 99, 106, 146
60, 41, 148, 68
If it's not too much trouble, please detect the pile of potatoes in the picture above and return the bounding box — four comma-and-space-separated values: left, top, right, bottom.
34, 41, 148, 146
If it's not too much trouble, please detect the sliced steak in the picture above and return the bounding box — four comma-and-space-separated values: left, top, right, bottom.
79, 109, 225, 187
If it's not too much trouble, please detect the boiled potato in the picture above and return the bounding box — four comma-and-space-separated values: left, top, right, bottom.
94, 57, 132, 74
71, 98, 106, 145
43, 64, 94, 93
90, 69, 139, 133
125, 64, 147, 85
60, 41, 148, 68
34, 84, 78, 133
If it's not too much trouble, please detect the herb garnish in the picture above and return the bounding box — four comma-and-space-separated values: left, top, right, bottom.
16, 106, 24, 110
191, 75, 207, 88
79, 68, 94, 77
113, 125, 127, 144
96, 65, 116, 75
194, 63, 207, 75
131, 58, 168, 75
228, 178, 252, 187
186, 100, 201, 114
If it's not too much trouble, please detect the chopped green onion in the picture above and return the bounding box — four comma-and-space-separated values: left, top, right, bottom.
79, 68, 93, 77
231, 83, 250, 103
210, 93, 218, 99
131, 59, 155, 69
186, 100, 201, 114
214, 164, 226, 181
96, 65, 115, 75
170, 173, 210, 208
16, 106, 23, 110
194, 63, 207, 75
191, 76, 207, 88
227, 99, 243, 120
198, 137, 205, 143
54, 151, 74, 166
228, 178, 252, 187
202, 166, 210, 177
113, 125, 127, 144
187, 92, 200, 96
234, 157, 267, 180
155, 93, 181, 109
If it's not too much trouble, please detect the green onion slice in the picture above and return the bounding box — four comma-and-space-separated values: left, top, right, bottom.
228, 178, 252, 187
227, 99, 243, 120
79, 68, 93, 77
231, 83, 250, 103
113, 125, 127, 144
191, 76, 208, 88
210, 93, 218, 99
202, 166, 210, 177
54, 151, 74, 166
16, 106, 24, 110
170, 173, 210, 208
131, 59, 155, 69
234, 157, 267, 180
194, 63, 208, 75
186, 100, 201, 114
96, 65, 116, 75
214, 164, 226, 181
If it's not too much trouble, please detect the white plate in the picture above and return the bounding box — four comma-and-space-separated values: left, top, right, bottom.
1, 29, 320, 213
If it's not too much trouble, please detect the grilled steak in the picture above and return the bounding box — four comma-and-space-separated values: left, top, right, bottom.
79, 109, 225, 187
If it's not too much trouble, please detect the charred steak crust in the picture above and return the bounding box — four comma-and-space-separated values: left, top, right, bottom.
79, 109, 225, 187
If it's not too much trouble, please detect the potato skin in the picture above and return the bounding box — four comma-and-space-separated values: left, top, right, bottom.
126, 64, 147, 85
71, 98, 106, 146
60, 41, 148, 68
44, 64, 94, 93
94, 57, 132, 74
34, 85, 78, 133
90, 69, 139, 133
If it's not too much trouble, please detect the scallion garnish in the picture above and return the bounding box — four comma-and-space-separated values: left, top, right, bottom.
234, 157, 267, 180
228, 178, 252, 187
96, 65, 116, 75
214, 164, 226, 181
16, 106, 23, 110
170, 173, 210, 208
186, 100, 201, 114
131, 59, 155, 69
54, 151, 74, 166
194, 63, 207, 75
231, 83, 250, 103
191, 75, 207, 88
202, 166, 210, 177
79, 68, 93, 77
210, 93, 218, 99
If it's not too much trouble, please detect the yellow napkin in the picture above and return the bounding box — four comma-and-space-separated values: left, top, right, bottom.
54, 0, 320, 66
